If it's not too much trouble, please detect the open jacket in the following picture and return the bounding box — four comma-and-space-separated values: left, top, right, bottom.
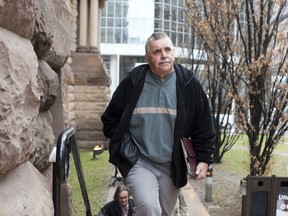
101, 63, 215, 188
97, 199, 134, 216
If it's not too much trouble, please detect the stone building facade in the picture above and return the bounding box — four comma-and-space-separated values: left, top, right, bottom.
0, 0, 109, 215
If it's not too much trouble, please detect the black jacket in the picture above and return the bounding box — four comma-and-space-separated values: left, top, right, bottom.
101, 64, 215, 188
97, 199, 134, 216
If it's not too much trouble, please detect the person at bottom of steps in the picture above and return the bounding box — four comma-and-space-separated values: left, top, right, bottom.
96, 184, 134, 216
174, 189, 189, 216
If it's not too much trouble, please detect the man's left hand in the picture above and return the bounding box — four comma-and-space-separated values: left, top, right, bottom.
194, 162, 208, 180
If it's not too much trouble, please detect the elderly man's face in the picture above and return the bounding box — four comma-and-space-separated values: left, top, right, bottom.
145, 37, 175, 79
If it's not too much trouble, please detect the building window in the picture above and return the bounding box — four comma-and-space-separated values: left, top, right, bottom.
100, 0, 191, 47
100, 0, 154, 44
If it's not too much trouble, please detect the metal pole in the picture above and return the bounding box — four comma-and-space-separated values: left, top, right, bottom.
205, 165, 213, 202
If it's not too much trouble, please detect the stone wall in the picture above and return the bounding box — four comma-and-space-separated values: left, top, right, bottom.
0, 0, 76, 215
71, 52, 110, 149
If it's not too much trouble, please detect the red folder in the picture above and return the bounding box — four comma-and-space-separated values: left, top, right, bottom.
181, 137, 198, 178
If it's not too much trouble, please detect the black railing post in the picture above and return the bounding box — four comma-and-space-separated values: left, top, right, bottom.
70, 134, 92, 216
52, 127, 92, 216
52, 163, 61, 216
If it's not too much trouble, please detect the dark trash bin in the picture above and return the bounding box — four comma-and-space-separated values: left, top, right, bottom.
241, 175, 288, 216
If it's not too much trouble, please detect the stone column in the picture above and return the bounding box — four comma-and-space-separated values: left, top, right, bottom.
89, 0, 99, 52
78, 0, 88, 51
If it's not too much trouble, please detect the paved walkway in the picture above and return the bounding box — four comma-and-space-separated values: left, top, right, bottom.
106, 170, 210, 216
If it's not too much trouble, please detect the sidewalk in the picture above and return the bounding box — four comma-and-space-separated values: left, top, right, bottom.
106, 171, 210, 216
182, 181, 210, 216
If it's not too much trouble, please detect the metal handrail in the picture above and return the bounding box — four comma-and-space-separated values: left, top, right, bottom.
52, 127, 92, 216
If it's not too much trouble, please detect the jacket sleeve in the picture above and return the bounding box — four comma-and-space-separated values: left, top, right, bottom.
101, 78, 132, 139
96, 209, 105, 216
190, 80, 216, 164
